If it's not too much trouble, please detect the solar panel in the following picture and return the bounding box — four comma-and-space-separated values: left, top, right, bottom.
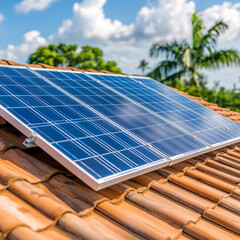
0, 65, 239, 190
87, 73, 240, 147
35, 69, 209, 160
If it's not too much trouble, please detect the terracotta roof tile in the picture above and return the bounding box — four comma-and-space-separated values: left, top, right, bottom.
0, 189, 54, 231
0, 60, 25, 66
219, 196, 240, 214
0, 61, 240, 239
0, 148, 59, 182
59, 212, 138, 240
185, 219, 240, 240
97, 200, 182, 240
151, 181, 214, 213
126, 190, 201, 227
204, 206, 240, 234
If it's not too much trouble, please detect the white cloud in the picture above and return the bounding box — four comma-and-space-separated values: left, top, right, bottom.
50, 0, 134, 43
200, 2, 240, 88
49, 0, 195, 74
133, 0, 195, 42
202, 2, 240, 47
0, 30, 47, 62
51, 0, 194, 44
0, 13, 4, 24
15, 0, 57, 14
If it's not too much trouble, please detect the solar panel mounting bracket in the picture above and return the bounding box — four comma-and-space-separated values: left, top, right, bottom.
23, 132, 37, 148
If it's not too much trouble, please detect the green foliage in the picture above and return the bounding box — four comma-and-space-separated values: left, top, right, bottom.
149, 11, 240, 86
28, 43, 121, 73
164, 77, 240, 112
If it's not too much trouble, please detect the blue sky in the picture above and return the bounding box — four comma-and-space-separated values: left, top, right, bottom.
0, 0, 240, 88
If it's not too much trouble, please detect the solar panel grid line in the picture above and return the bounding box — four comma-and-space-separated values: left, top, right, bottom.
0, 101, 226, 184
31, 65, 240, 155
52, 134, 153, 164
0, 67, 104, 151
34, 69, 215, 172
0, 67, 115, 161
35, 69, 210, 160
131, 75, 240, 137
1, 65, 239, 190
6, 69, 231, 152
30, 68, 180, 180
0, 66, 172, 190
90, 73, 240, 148
0, 101, 103, 188
31, 67, 171, 160
86, 72, 212, 148
27, 69, 169, 164
0, 77, 66, 127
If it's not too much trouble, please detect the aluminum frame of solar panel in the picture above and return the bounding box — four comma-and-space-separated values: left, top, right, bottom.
0, 65, 174, 190
34, 68, 212, 164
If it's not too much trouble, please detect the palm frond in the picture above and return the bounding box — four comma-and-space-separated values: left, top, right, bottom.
199, 20, 228, 51
192, 11, 205, 49
200, 50, 240, 69
159, 69, 187, 83
149, 11, 239, 87
148, 60, 184, 81
150, 41, 188, 59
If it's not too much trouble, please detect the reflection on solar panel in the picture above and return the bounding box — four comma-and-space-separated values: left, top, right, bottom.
90, 73, 240, 147
0, 65, 239, 190
131, 76, 240, 136
35, 70, 208, 159
0, 66, 170, 189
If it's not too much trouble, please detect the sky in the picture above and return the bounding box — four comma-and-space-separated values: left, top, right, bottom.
0, 0, 240, 89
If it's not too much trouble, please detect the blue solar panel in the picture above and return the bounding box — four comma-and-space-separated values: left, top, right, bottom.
0, 66, 170, 188
89, 73, 239, 147
0, 66, 239, 190
35, 69, 208, 159
132, 76, 240, 136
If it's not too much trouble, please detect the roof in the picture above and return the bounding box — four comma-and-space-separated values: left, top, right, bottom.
0, 60, 240, 239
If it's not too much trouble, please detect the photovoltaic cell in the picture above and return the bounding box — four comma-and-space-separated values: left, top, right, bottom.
89, 73, 239, 146
0, 66, 168, 185
36, 69, 208, 159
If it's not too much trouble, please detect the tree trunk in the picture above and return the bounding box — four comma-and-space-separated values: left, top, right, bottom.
190, 70, 197, 87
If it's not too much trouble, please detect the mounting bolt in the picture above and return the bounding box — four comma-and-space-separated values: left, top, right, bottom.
23, 132, 37, 148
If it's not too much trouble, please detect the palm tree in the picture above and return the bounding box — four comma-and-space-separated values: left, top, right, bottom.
137, 59, 149, 75
149, 11, 240, 86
